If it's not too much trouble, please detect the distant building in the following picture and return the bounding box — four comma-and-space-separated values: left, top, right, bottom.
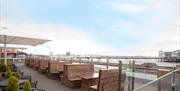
172, 49, 180, 59
0, 48, 17, 58
66, 52, 71, 56
159, 49, 180, 62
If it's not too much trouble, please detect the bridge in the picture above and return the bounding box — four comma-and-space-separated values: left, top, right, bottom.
75, 55, 161, 59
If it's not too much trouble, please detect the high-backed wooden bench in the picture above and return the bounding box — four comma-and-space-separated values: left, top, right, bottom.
61, 64, 94, 89
38, 60, 49, 74
176, 64, 180, 69
46, 61, 71, 80
33, 59, 40, 70
25, 58, 30, 66
157, 69, 170, 78
89, 69, 119, 91
29, 58, 34, 68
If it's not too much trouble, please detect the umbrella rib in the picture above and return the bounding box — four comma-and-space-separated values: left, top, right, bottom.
0, 35, 50, 46
6, 37, 18, 44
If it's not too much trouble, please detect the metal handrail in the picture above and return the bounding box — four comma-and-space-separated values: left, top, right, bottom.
133, 68, 180, 91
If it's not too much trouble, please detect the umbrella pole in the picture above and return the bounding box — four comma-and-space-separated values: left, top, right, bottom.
4, 35, 7, 65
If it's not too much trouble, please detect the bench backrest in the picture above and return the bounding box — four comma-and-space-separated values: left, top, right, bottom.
176, 64, 180, 69
25, 58, 30, 65
63, 64, 94, 80
34, 59, 40, 67
48, 61, 71, 73
97, 69, 119, 91
39, 60, 49, 70
29, 59, 34, 66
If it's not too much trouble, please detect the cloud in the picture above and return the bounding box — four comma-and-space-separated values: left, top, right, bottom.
1, 0, 179, 56
103, 1, 148, 14
103, 0, 180, 56
1, 20, 117, 55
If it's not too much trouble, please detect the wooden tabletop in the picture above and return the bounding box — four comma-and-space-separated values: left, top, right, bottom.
76, 73, 99, 80
0, 79, 28, 87
55, 69, 63, 72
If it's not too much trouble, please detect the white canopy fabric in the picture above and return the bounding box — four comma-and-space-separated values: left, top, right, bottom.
0, 35, 50, 46
0, 34, 50, 65
0, 46, 27, 50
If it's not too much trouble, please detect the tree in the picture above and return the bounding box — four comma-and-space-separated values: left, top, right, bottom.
5, 67, 12, 79
7, 76, 19, 91
15, 71, 22, 79
23, 80, 32, 91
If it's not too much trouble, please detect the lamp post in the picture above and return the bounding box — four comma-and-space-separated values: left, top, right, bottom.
0, 27, 7, 34
0, 27, 8, 65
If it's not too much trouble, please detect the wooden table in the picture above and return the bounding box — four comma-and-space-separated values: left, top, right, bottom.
0, 79, 28, 87
77, 73, 99, 91
55, 69, 63, 73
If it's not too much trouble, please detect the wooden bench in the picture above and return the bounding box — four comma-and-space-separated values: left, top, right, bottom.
176, 64, 180, 69
25, 58, 30, 66
89, 69, 119, 91
80, 73, 99, 91
61, 64, 94, 89
29, 58, 34, 68
46, 61, 71, 80
38, 60, 49, 74
157, 69, 170, 78
33, 59, 40, 70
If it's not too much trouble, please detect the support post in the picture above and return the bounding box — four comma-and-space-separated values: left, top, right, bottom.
106, 59, 109, 69
128, 60, 131, 91
91, 58, 93, 64
4, 35, 7, 65
119, 60, 122, 91
71, 57, 73, 63
98, 58, 100, 65
131, 60, 135, 90
80, 58, 81, 64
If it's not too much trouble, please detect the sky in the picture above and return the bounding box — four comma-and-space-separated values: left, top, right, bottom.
0, 0, 180, 56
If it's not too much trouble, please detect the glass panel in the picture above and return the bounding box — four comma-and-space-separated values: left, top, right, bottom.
134, 73, 173, 91
121, 60, 158, 91
134, 68, 180, 91
175, 69, 180, 91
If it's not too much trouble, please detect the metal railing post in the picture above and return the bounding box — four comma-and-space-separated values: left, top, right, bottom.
119, 60, 122, 91
91, 58, 93, 64
132, 60, 135, 90
106, 59, 109, 69
172, 67, 176, 91
80, 58, 82, 64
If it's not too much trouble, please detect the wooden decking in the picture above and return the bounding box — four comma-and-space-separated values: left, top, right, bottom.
17, 63, 80, 91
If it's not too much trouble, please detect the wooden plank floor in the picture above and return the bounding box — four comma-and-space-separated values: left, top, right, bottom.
17, 63, 81, 91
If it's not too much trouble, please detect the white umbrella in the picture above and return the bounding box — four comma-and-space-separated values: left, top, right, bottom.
0, 46, 27, 50
0, 34, 50, 65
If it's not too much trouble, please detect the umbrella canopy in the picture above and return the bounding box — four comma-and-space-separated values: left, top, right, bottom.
0, 46, 27, 50
0, 35, 50, 46
0, 34, 50, 65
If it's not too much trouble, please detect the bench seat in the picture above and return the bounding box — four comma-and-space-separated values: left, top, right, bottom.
61, 64, 94, 89
46, 61, 71, 80
89, 85, 97, 91
89, 69, 119, 91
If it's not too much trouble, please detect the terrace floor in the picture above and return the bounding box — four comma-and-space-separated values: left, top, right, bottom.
16, 63, 159, 91
17, 63, 81, 91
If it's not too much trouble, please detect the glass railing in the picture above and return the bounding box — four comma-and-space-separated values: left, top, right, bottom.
121, 60, 158, 91
25, 56, 178, 91
133, 68, 180, 91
